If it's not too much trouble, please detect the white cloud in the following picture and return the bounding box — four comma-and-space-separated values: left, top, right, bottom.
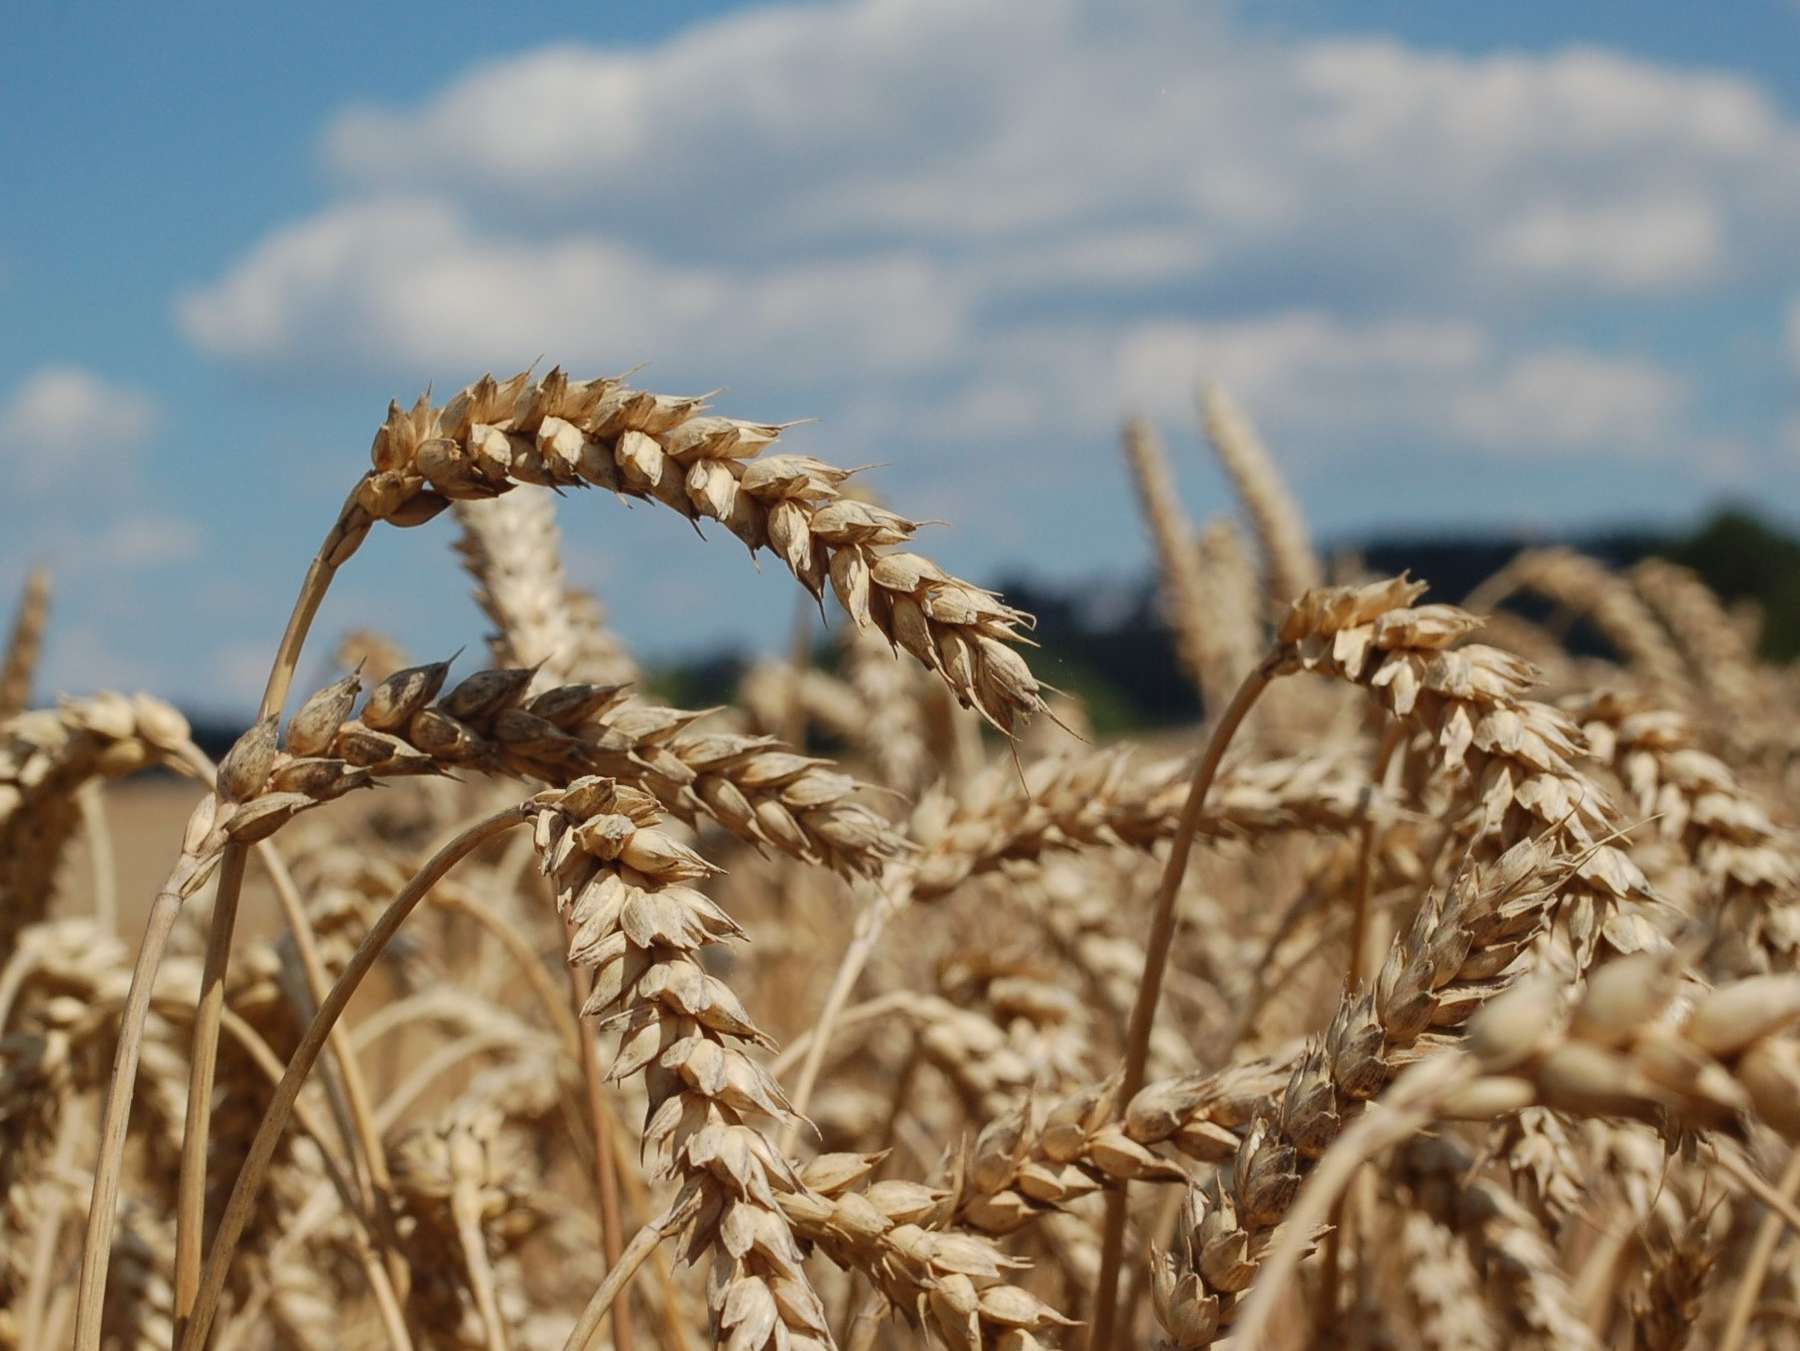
92, 513, 203, 567
304, 6, 1800, 300
176, 0, 1800, 493
1115, 312, 1688, 457
1487, 197, 1723, 290
180, 197, 965, 382
0, 366, 158, 491
1447, 350, 1687, 452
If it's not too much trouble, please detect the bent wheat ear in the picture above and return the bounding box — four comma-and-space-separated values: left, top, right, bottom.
353, 369, 1045, 733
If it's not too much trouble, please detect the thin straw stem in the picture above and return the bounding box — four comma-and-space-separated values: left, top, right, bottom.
1720, 1146, 1800, 1351
1088, 655, 1277, 1348
174, 502, 363, 1328
73, 862, 196, 1351
563, 1192, 702, 1351
177, 805, 527, 1351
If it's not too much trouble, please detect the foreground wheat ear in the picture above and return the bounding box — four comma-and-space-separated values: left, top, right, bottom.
353, 369, 1045, 734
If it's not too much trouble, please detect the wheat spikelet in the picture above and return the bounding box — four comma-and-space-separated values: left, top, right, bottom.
1194, 518, 1263, 698
1453, 953, 1800, 1140
1464, 547, 1690, 702
1198, 384, 1320, 613
1122, 418, 1231, 709
904, 746, 1377, 903
0, 569, 50, 721
1274, 576, 1656, 964
738, 661, 866, 746
845, 631, 934, 794
333, 628, 409, 684
1392, 1207, 1499, 1351
778, 1151, 1076, 1348
209, 660, 907, 880
392, 1100, 546, 1348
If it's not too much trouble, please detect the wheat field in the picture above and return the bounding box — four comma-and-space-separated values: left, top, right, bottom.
3, 367, 1798, 1350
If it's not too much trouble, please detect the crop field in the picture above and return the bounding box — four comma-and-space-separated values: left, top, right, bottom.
3, 369, 1798, 1350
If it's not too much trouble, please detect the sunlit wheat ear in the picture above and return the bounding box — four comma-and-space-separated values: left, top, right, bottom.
1120, 418, 1217, 707
1389, 1135, 1596, 1351
454, 489, 638, 688
353, 368, 1047, 733
530, 775, 835, 1348
273, 660, 907, 877
1631, 555, 1764, 724
1452, 955, 1800, 1139
1274, 576, 1657, 966
778, 1151, 1076, 1348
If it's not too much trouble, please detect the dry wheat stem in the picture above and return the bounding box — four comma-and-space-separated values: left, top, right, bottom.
566, 959, 636, 1351
173, 485, 379, 1331
182, 751, 412, 1328
1090, 652, 1278, 1348
176, 805, 529, 1351
1718, 1146, 1800, 1351
565, 1191, 704, 1351
1225, 1053, 1476, 1347
142, 992, 414, 1351
172, 845, 249, 1324
73, 842, 213, 1351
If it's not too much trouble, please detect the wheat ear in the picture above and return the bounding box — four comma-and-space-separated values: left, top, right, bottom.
1197, 383, 1320, 614
0, 567, 50, 720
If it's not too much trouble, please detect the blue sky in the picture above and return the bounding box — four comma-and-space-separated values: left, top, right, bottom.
5, 0, 1800, 715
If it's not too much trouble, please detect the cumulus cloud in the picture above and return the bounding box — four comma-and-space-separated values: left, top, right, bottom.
0, 365, 158, 490
179, 197, 966, 383
177, 0, 1800, 502
1116, 313, 1688, 457
1487, 197, 1724, 291
305, 6, 1800, 297
92, 513, 203, 567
